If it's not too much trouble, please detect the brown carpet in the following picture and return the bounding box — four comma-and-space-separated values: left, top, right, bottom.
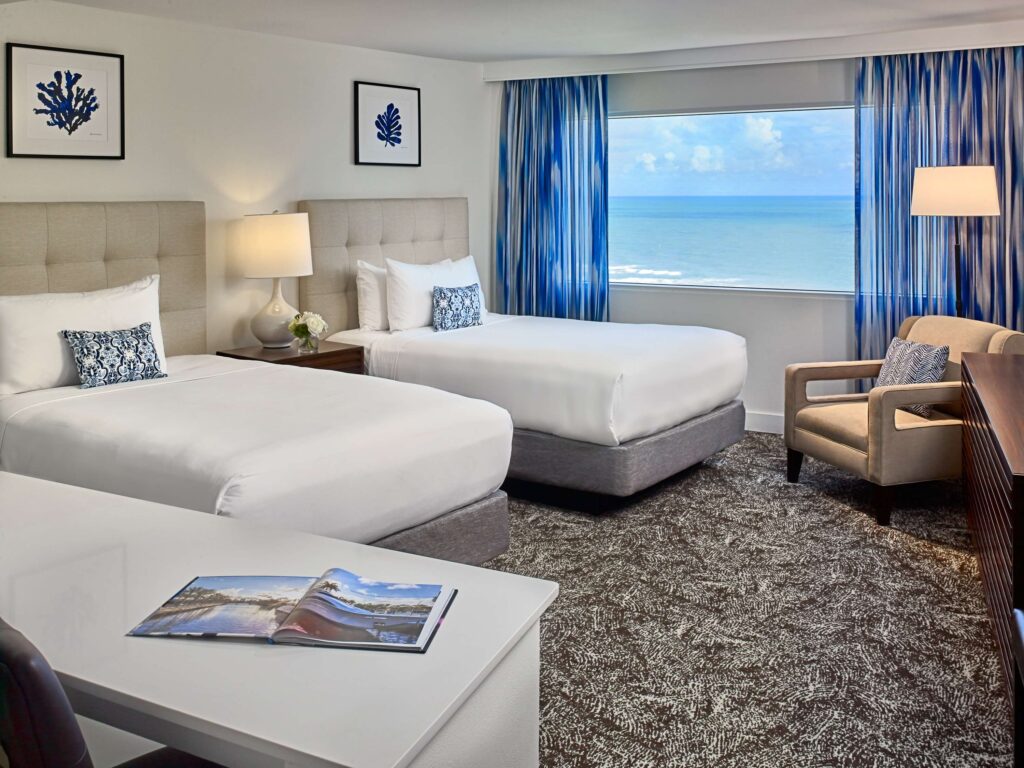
488, 432, 1012, 767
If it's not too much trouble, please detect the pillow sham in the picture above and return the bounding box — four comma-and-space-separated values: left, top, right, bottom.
875, 337, 950, 417
445, 256, 488, 320
433, 284, 482, 332
386, 259, 455, 332
386, 257, 487, 332
61, 323, 167, 389
355, 260, 390, 331
0, 275, 166, 396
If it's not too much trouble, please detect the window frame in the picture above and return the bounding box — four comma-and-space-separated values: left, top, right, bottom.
607, 104, 856, 297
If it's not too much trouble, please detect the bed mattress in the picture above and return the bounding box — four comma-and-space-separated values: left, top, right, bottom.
331, 314, 747, 446
0, 355, 512, 543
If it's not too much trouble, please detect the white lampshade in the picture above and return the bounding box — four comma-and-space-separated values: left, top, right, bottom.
242, 212, 313, 278
911, 165, 1001, 217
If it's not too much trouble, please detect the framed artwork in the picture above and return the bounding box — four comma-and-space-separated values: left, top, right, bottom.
354, 81, 420, 166
6, 43, 124, 159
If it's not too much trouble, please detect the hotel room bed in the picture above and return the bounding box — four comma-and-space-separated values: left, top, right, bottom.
331, 314, 746, 446
0, 354, 512, 546
299, 197, 748, 496
0, 200, 513, 565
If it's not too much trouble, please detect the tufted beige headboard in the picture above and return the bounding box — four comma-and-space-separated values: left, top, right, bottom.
0, 202, 206, 354
298, 198, 469, 332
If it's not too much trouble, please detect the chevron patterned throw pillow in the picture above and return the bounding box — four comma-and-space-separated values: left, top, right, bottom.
875, 337, 950, 417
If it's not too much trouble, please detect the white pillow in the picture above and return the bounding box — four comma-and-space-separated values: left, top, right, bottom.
446, 256, 488, 319
355, 260, 389, 331
385, 257, 487, 332
0, 275, 166, 396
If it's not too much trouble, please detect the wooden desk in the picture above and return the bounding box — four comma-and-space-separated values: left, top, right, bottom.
962, 352, 1024, 759
0, 473, 557, 768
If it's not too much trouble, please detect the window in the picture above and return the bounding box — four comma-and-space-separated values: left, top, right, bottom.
609, 108, 854, 292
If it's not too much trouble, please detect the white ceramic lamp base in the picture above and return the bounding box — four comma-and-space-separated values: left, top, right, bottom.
251, 277, 298, 348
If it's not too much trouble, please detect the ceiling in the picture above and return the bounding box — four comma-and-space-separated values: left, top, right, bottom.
49, 0, 1024, 63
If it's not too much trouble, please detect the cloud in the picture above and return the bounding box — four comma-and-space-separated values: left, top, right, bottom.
690, 145, 724, 173
357, 577, 382, 586
743, 116, 785, 166
636, 152, 657, 172
387, 583, 420, 590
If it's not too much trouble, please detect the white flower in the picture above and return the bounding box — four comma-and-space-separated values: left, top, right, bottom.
300, 312, 328, 337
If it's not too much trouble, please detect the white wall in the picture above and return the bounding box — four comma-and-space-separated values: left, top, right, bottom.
0, 0, 500, 351
610, 285, 855, 433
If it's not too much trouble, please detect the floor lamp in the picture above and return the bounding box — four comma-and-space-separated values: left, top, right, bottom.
910, 165, 1000, 318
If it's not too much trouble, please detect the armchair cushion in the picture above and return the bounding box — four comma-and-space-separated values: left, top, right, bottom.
875, 338, 949, 417
794, 401, 932, 453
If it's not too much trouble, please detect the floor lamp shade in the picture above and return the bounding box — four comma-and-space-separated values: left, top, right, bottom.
242, 212, 313, 348
911, 166, 1000, 318
910, 166, 1000, 216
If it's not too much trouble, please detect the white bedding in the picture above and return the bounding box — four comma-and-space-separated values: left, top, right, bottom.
331, 314, 747, 446
0, 355, 512, 543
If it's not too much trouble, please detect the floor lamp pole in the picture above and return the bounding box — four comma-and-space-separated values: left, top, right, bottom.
953, 216, 964, 318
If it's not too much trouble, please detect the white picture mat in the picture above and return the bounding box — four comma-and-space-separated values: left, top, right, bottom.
8, 46, 122, 157
356, 82, 420, 165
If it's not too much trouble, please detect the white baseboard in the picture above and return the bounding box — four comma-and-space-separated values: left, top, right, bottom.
745, 410, 783, 434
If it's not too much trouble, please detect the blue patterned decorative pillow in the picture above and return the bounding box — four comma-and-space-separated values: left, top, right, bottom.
432, 283, 482, 332
61, 323, 167, 389
875, 337, 949, 417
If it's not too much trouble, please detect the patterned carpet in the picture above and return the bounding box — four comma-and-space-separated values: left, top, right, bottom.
488, 432, 1012, 768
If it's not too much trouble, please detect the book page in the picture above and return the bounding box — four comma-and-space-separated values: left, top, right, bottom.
130, 576, 317, 638
273, 568, 445, 648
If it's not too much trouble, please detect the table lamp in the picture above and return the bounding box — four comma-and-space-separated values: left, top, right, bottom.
911, 165, 1000, 317
242, 211, 313, 348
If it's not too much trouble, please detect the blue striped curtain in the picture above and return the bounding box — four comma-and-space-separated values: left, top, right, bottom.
854, 47, 1024, 360
496, 75, 609, 321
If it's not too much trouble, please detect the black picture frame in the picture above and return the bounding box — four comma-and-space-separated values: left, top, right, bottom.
6, 42, 125, 160
354, 80, 421, 167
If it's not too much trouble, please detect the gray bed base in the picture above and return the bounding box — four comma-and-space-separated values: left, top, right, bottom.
370, 490, 509, 565
507, 400, 746, 496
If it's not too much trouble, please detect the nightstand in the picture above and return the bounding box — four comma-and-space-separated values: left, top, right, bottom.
216, 341, 364, 374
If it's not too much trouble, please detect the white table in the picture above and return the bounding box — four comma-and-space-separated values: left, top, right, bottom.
0, 473, 557, 768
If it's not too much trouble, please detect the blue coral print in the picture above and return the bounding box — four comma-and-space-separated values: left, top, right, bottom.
33, 70, 100, 135
375, 103, 402, 147
61, 323, 165, 388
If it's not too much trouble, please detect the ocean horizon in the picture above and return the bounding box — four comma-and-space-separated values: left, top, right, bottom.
609, 195, 854, 292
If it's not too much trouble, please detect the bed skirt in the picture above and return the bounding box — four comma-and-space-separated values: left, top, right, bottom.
508, 400, 746, 496
371, 490, 509, 565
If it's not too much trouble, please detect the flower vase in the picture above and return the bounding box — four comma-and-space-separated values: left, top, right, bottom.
297, 335, 320, 354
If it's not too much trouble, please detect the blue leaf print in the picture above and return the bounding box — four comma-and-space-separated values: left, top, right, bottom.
33, 70, 100, 135
375, 102, 403, 147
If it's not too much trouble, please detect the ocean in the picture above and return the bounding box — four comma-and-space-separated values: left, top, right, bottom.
609, 196, 854, 292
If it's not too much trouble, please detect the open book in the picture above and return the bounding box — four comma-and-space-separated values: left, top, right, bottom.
129, 569, 456, 653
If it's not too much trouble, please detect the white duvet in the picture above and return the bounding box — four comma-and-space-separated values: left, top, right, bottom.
331, 314, 747, 446
0, 356, 512, 543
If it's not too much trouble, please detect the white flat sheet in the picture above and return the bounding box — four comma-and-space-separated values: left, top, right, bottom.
331, 314, 747, 446
0, 355, 512, 543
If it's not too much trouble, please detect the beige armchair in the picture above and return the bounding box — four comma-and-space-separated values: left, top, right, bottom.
785, 315, 1024, 525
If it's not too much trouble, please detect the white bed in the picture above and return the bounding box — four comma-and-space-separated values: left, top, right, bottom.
0, 201, 514, 564
299, 196, 748, 496
0, 354, 512, 544
331, 313, 747, 447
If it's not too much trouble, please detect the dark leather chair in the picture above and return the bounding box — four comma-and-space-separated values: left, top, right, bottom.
0, 618, 222, 768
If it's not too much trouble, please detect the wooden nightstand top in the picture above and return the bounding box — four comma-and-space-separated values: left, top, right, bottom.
217, 341, 364, 373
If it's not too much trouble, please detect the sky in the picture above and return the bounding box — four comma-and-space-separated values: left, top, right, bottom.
609, 108, 854, 197
322, 568, 442, 606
